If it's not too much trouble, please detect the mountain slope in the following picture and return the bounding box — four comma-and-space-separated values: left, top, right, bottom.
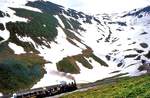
0, 0, 149, 94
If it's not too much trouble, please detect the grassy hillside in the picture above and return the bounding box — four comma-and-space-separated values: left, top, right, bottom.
57, 48, 109, 74
0, 43, 46, 94
61, 74, 150, 98
6, 8, 58, 50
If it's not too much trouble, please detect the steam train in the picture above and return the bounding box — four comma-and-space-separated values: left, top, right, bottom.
12, 81, 77, 98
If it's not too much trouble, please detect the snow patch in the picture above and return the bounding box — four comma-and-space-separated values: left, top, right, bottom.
0, 8, 28, 24
71, 39, 86, 49
0, 92, 3, 97
32, 63, 73, 89
8, 42, 26, 54
43, 24, 46, 27
16, 34, 38, 50
17, 5, 42, 13
0, 28, 10, 43
121, 62, 147, 76
0, 0, 42, 13
73, 58, 121, 83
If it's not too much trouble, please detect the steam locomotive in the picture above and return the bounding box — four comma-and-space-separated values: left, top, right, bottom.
12, 81, 77, 98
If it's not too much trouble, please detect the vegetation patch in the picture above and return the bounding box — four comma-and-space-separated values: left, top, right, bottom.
134, 56, 141, 60
59, 15, 85, 33
140, 43, 148, 48
91, 54, 109, 67
140, 32, 148, 35
135, 49, 144, 53
124, 54, 138, 59
6, 8, 58, 49
0, 42, 46, 94
144, 51, 150, 59
57, 48, 109, 74
0, 23, 5, 30
117, 62, 123, 67
0, 10, 9, 17
26, 1, 63, 14
57, 57, 80, 74
0, 10, 4, 17
69, 18, 85, 32
26, 1, 86, 32
0, 37, 4, 42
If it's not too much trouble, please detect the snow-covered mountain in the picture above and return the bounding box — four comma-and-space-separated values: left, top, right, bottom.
0, 0, 149, 95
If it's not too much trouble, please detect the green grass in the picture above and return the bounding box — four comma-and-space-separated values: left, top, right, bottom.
91, 54, 109, 67
5, 7, 85, 52
61, 74, 150, 98
0, 54, 46, 94
26, 1, 63, 14
10, 8, 58, 40
0, 37, 4, 42
69, 18, 85, 32
56, 57, 80, 74
56, 49, 92, 74
5, 1, 87, 52
0, 23, 4, 30
59, 15, 72, 30
59, 15, 85, 32
56, 55, 93, 74
6, 8, 58, 50
76, 56, 93, 69
56, 48, 108, 74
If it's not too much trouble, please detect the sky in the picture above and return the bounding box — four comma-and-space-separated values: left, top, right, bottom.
48, 0, 150, 14
0, 0, 149, 14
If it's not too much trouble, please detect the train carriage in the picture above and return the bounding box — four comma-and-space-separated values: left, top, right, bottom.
12, 81, 77, 98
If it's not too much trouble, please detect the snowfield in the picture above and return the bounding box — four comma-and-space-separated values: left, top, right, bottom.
8, 42, 26, 54
0, 92, 3, 97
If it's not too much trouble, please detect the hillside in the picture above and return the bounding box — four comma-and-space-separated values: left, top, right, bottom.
0, 0, 150, 95
61, 74, 150, 98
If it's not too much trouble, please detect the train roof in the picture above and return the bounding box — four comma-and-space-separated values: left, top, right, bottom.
13, 84, 60, 96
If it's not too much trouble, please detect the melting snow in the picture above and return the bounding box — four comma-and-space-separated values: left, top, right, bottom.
73, 58, 121, 83
0, 0, 42, 13
8, 42, 26, 54
43, 24, 46, 27
0, 29, 10, 43
32, 63, 73, 89
0, 92, 3, 97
